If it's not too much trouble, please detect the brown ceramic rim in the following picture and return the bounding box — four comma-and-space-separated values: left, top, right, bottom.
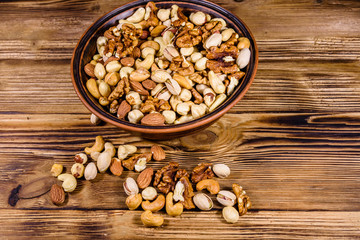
71, 0, 258, 135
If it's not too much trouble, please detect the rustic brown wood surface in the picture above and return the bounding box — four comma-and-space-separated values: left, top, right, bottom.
1, 0, 360, 239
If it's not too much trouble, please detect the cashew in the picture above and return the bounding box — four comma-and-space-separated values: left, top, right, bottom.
176, 102, 190, 116
151, 69, 172, 83
117, 20, 142, 30
141, 47, 156, 58
195, 57, 208, 71
118, 144, 137, 160
126, 193, 142, 210
84, 136, 105, 155
166, 192, 184, 217
128, 109, 144, 124
58, 173, 77, 192
120, 67, 135, 79
157, 8, 171, 22
99, 97, 110, 106
86, 78, 101, 99
162, 110, 176, 124
157, 89, 171, 101
135, 54, 154, 70
141, 210, 164, 227
126, 91, 142, 105
174, 114, 194, 124
227, 76, 239, 96
208, 70, 226, 94
179, 89, 192, 102
190, 52, 203, 63
196, 179, 220, 194
154, 37, 166, 56
104, 142, 116, 157
126, 7, 146, 23
172, 73, 193, 89
221, 28, 235, 42
144, 6, 151, 21
191, 104, 207, 119
170, 5, 179, 22
96, 36, 107, 55
142, 194, 165, 212
140, 41, 160, 51
209, 93, 227, 112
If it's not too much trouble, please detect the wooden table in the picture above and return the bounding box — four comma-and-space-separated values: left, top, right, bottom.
1, 0, 360, 239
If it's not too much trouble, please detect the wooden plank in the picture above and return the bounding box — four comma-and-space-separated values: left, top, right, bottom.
0, 209, 359, 239
1, 114, 360, 210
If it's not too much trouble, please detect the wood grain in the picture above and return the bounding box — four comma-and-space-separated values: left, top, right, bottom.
0, 0, 360, 239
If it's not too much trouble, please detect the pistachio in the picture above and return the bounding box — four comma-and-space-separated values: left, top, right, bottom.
84, 162, 97, 180
193, 193, 213, 210
213, 164, 231, 178
165, 78, 181, 95
163, 46, 180, 62
97, 151, 112, 173
217, 190, 236, 207
123, 177, 139, 196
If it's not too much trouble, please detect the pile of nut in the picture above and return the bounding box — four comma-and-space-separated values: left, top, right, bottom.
49, 135, 251, 226
84, 2, 251, 125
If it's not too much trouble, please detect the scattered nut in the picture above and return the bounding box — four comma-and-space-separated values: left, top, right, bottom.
213, 164, 231, 178
166, 192, 184, 216
126, 193, 142, 210
90, 113, 102, 125
222, 206, 239, 223
58, 173, 77, 192
196, 179, 220, 194
142, 186, 158, 201
110, 158, 124, 176
85, 136, 105, 155
51, 163, 63, 177
71, 163, 85, 178
217, 190, 236, 206
97, 151, 112, 173
50, 184, 65, 205
124, 177, 139, 195
193, 193, 213, 210
84, 162, 98, 180
118, 144, 137, 160
141, 210, 164, 227
151, 145, 165, 161
173, 181, 185, 202
142, 194, 166, 212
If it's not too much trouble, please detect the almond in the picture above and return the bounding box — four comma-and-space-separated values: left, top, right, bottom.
84, 63, 96, 77
141, 113, 165, 126
117, 100, 131, 119
137, 167, 154, 189
110, 158, 123, 176
151, 145, 165, 161
130, 80, 149, 96
121, 57, 135, 67
142, 79, 156, 90
50, 184, 65, 205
